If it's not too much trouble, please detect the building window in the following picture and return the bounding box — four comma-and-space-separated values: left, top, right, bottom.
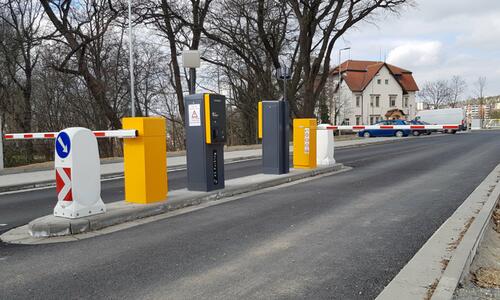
370, 94, 380, 107
370, 116, 374, 125
404, 96, 409, 108
344, 118, 350, 125
390, 95, 397, 107
377, 79, 381, 84
385, 79, 389, 85
356, 116, 361, 125
356, 95, 361, 107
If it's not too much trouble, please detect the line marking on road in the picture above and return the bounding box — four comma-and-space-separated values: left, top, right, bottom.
0, 224, 7, 226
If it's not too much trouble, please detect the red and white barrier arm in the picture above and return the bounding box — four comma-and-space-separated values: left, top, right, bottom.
320, 124, 460, 131
4, 130, 138, 140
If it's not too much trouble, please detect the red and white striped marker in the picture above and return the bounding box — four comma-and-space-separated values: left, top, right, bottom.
56, 167, 72, 202
4, 129, 137, 140
319, 124, 460, 131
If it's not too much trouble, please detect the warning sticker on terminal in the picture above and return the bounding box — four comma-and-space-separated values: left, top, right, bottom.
188, 104, 201, 126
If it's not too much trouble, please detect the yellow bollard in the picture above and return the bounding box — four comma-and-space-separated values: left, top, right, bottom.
293, 119, 317, 169
122, 117, 167, 204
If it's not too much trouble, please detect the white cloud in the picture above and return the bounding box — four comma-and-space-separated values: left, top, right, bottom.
335, 0, 500, 97
455, 12, 500, 50
387, 41, 442, 68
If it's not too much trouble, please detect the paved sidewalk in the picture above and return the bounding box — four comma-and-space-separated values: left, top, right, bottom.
0, 135, 433, 192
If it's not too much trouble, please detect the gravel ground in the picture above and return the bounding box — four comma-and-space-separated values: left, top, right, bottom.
454, 203, 500, 299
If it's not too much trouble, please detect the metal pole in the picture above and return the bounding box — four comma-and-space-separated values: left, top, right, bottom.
190, 68, 196, 94
128, 0, 135, 117
283, 75, 287, 102
338, 51, 341, 125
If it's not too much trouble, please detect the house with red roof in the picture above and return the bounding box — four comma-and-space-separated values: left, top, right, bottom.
329, 60, 419, 125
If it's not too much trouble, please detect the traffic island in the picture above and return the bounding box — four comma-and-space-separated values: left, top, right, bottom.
1, 163, 344, 243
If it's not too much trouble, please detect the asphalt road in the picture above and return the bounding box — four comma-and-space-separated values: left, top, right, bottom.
1, 131, 500, 299
0, 159, 264, 235
0, 137, 406, 234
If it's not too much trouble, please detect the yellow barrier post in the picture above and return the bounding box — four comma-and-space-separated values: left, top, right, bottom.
293, 118, 317, 169
258, 101, 263, 139
123, 117, 167, 204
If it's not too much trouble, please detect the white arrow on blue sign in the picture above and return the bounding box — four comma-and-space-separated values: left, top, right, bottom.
56, 132, 71, 159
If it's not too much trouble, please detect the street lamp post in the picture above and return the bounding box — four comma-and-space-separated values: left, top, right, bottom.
276, 65, 292, 101
128, 0, 135, 117
182, 50, 201, 94
337, 47, 350, 126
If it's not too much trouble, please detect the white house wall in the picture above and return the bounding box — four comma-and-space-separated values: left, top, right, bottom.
335, 65, 417, 125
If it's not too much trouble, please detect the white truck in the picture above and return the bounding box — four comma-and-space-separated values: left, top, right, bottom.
416, 108, 467, 134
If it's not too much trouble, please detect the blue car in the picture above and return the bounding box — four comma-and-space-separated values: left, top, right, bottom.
358, 120, 411, 138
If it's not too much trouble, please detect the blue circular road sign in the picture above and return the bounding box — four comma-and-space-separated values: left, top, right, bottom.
56, 132, 71, 159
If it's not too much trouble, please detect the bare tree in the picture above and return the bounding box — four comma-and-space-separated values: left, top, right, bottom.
39, 0, 124, 129
418, 80, 451, 109
0, 0, 45, 162
138, 0, 214, 122
448, 75, 466, 108
287, 0, 410, 117
197, 0, 289, 144
474, 76, 487, 121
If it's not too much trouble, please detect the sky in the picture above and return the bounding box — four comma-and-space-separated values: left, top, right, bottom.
336, 0, 500, 98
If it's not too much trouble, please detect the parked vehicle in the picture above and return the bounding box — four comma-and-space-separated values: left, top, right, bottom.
416, 108, 466, 134
408, 120, 434, 136
358, 120, 411, 138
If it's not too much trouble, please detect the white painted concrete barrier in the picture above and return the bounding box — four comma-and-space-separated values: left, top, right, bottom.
53, 128, 106, 219
316, 124, 335, 166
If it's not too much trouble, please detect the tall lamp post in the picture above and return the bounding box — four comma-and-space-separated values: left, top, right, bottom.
336, 47, 350, 125
276, 65, 292, 101
182, 50, 201, 94
128, 0, 135, 117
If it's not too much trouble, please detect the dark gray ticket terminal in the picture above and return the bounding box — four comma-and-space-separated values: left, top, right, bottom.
261, 100, 290, 174
184, 93, 227, 191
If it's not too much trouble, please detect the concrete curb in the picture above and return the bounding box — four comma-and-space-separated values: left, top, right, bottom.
0, 154, 262, 193
376, 163, 500, 300
2, 163, 343, 242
